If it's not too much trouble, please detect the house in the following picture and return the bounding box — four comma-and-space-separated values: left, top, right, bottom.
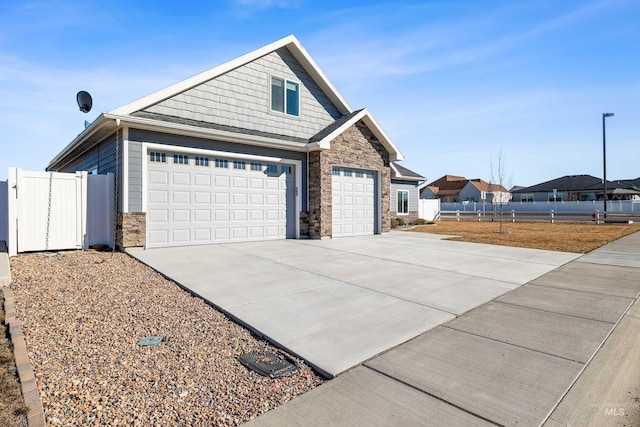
421, 175, 508, 203
511, 175, 640, 202
47, 35, 411, 249
390, 163, 425, 224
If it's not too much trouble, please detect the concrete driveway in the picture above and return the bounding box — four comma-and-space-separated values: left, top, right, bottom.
128, 232, 578, 377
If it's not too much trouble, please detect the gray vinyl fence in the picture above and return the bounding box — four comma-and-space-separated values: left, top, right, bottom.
441, 200, 640, 214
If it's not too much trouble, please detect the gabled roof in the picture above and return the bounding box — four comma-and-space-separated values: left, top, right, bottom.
308, 108, 403, 162
390, 163, 425, 181
466, 180, 507, 193
513, 175, 603, 193
111, 35, 351, 116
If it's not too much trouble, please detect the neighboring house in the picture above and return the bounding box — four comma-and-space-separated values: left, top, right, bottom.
421, 175, 508, 203
512, 175, 640, 202
390, 163, 425, 224
47, 35, 409, 249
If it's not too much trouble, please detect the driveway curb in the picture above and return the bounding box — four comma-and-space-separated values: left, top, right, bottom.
1, 247, 46, 427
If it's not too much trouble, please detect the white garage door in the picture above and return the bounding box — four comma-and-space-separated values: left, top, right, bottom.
332, 167, 375, 237
147, 151, 292, 248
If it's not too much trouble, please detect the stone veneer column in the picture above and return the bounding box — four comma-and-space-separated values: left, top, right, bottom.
116, 212, 146, 249
307, 121, 391, 239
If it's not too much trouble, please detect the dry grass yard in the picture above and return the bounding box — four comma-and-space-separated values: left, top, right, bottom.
412, 220, 640, 253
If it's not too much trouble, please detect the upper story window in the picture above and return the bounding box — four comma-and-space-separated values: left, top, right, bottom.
271, 76, 300, 116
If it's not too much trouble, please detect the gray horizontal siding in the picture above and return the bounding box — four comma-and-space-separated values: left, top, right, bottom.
57, 134, 123, 210
143, 48, 342, 141
129, 129, 308, 211
391, 181, 419, 213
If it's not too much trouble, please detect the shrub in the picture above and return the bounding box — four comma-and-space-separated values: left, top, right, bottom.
396, 217, 405, 227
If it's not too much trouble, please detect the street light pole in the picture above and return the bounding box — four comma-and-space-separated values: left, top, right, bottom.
602, 112, 614, 217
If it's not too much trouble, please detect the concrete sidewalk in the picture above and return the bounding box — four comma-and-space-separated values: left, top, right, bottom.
129, 232, 577, 378
247, 232, 640, 426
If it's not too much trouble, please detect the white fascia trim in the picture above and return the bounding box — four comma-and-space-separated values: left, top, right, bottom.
47, 114, 111, 170
309, 109, 404, 162
141, 142, 303, 222
110, 35, 351, 116
122, 127, 129, 213
104, 114, 308, 152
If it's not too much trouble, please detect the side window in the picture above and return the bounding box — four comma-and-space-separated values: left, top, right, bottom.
397, 190, 409, 214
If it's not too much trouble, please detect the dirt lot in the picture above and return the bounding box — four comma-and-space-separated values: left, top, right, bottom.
412, 220, 640, 253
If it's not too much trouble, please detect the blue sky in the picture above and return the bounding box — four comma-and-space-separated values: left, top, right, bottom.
1, 0, 638, 186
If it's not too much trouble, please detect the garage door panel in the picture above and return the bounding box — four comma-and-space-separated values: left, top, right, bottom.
148, 209, 168, 223
149, 190, 168, 203
172, 210, 190, 222
147, 153, 290, 248
149, 170, 168, 185
172, 172, 190, 186
172, 191, 190, 204
193, 192, 211, 204
194, 174, 211, 186
193, 229, 211, 241
172, 229, 190, 242
193, 210, 211, 222
332, 167, 375, 238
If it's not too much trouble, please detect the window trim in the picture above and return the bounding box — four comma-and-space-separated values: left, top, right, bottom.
269, 74, 301, 118
397, 190, 409, 215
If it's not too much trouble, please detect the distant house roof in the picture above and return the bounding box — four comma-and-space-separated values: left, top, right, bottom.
512, 175, 602, 193
513, 175, 640, 195
422, 175, 508, 198
390, 163, 425, 182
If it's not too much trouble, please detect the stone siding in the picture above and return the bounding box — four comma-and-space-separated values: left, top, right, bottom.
299, 211, 310, 239
116, 212, 146, 249
391, 211, 419, 227
308, 121, 390, 238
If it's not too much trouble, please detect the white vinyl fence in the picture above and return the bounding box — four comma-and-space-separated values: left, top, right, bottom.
4, 168, 114, 256
441, 200, 640, 214
418, 199, 440, 221
0, 181, 7, 244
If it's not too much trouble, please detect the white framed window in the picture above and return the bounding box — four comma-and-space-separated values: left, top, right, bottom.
250, 162, 262, 171
521, 193, 534, 202
271, 76, 300, 116
215, 159, 228, 168
332, 167, 340, 176
233, 160, 246, 170
343, 169, 353, 177
548, 192, 562, 202
365, 171, 374, 179
397, 190, 409, 214
266, 164, 278, 174
355, 170, 364, 178
150, 152, 166, 163
195, 156, 209, 167
173, 154, 188, 165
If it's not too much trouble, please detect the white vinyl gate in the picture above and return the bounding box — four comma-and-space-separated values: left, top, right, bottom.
0, 181, 7, 245
5, 168, 114, 256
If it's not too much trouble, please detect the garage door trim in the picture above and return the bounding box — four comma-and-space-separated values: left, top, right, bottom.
141, 142, 302, 245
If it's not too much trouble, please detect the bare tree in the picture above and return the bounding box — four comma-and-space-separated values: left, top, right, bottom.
489, 149, 513, 233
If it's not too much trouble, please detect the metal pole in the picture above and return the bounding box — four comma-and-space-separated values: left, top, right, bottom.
603, 113, 607, 217
602, 112, 614, 218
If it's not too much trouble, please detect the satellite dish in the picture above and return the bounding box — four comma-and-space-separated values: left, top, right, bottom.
76, 91, 92, 113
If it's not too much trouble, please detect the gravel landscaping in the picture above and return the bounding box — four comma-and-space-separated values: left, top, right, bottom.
9, 251, 323, 426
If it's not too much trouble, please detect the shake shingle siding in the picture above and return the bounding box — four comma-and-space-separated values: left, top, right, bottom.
142, 48, 342, 141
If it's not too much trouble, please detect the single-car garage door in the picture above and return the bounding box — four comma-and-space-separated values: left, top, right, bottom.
331, 167, 375, 237
147, 150, 294, 248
